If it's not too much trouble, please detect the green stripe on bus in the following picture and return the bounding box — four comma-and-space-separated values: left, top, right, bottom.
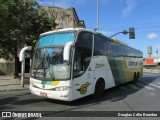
41, 81, 52, 85
115, 58, 126, 84
46, 81, 52, 85
41, 81, 47, 84
108, 57, 121, 85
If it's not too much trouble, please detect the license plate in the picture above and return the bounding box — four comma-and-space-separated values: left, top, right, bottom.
40, 92, 47, 97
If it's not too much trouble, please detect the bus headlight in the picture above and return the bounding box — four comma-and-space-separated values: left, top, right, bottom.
53, 86, 69, 91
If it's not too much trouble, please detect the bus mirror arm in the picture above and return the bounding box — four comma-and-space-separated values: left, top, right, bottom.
19, 46, 32, 88
19, 46, 32, 62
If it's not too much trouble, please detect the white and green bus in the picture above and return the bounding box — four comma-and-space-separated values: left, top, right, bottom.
30, 28, 143, 101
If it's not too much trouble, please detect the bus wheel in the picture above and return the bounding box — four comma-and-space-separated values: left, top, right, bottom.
133, 73, 138, 83
93, 79, 105, 97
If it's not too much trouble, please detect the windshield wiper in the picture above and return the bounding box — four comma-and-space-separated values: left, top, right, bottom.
33, 60, 43, 79
33, 50, 55, 81
33, 51, 46, 79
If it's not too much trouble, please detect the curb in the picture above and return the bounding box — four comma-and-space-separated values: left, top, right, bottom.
0, 87, 29, 92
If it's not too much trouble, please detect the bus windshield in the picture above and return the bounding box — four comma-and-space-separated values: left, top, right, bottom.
31, 47, 71, 80
31, 31, 75, 80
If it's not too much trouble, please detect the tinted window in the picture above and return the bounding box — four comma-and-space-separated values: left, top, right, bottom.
73, 32, 93, 77
94, 35, 108, 56
113, 42, 118, 57
108, 41, 116, 57
119, 44, 124, 57
126, 47, 130, 56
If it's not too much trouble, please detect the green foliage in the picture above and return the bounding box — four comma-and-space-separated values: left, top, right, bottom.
0, 0, 56, 59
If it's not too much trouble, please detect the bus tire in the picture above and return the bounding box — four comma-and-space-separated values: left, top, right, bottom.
93, 79, 105, 97
133, 73, 138, 83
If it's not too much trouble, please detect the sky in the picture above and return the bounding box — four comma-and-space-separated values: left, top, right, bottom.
36, 0, 160, 58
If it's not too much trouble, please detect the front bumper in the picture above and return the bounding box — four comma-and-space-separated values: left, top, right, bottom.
30, 85, 73, 101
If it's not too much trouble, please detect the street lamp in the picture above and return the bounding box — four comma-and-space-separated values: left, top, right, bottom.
110, 30, 128, 38
110, 27, 135, 39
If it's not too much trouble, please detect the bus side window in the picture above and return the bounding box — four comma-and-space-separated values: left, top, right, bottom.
108, 41, 115, 57
73, 32, 93, 78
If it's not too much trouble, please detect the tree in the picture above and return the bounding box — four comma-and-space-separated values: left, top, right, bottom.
0, 0, 56, 77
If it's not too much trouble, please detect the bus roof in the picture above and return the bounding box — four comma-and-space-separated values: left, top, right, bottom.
40, 28, 86, 36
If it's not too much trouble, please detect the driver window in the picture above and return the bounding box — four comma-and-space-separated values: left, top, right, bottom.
73, 31, 93, 77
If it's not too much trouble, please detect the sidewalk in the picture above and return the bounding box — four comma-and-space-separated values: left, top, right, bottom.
0, 75, 29, 92
143, 68, 160, 74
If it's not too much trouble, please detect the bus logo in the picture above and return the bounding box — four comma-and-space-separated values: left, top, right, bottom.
77, 83, 90, 94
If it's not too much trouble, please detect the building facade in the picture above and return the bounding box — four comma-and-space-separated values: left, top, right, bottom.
39, 6, 85, 29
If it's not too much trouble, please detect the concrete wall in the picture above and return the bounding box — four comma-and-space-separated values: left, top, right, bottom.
0, 63, 15, 75
0, 58, 30, 75
0, 59, 15, 75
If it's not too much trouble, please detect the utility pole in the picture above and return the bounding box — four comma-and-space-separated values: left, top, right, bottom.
96, 0, 99, 31
94, 0, 99, 32
53, 0, 54, 6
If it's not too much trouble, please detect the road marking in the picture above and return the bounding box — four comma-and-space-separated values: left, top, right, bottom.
128, 84, 140, 90
149, 83, 160, 89
137, 83, 155, 90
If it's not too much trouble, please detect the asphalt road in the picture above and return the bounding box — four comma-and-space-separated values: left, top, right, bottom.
0, 73, 160, 120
